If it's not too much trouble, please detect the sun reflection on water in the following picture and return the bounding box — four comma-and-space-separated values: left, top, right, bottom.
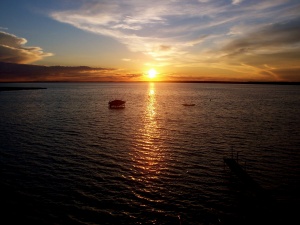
147, 85, 156, 119
141, 83, 163, 171
129, 83, 165, 188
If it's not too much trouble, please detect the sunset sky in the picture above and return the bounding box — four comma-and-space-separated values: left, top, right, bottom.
1, 0, 300, 82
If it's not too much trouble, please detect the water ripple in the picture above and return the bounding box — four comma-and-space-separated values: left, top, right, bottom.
1, 83, 299, 224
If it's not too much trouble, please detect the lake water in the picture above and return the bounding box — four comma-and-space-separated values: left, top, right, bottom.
0, 82, 299, 225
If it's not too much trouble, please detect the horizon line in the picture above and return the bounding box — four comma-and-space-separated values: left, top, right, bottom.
1, 81, 300, 85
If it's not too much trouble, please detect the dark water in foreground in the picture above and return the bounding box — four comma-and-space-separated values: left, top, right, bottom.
0, 82, 299, 225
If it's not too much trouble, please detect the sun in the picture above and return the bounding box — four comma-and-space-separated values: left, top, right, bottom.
147, 69, 157, 79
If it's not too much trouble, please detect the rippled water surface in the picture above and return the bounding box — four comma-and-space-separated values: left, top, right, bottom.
1, 82, 299, 224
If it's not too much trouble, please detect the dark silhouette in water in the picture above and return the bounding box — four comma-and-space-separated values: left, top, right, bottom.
108, 99, 126, 109
0, 87, 46, 92
223, 152, 295, 225
182, 103, 195, 106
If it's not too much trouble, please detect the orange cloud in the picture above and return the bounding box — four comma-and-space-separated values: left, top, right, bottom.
0, 31, 52, 64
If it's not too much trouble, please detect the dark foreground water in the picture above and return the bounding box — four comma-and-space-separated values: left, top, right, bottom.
0, 82, 299, 225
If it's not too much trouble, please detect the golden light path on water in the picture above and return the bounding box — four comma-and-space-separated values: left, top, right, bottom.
128, 83, 167, 207
143, 83, 162, 170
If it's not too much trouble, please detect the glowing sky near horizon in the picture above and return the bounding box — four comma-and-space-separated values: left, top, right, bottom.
0, 0, 300, 82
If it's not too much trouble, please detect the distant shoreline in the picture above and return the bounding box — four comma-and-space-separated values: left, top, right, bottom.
128, 81, 300, 85
0, 81, 299, 85
0, 87, 47, 92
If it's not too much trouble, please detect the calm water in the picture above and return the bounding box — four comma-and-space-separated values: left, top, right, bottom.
0, 82, 299, 225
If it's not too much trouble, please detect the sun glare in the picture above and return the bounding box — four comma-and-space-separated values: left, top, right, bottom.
147, 69, 157, 79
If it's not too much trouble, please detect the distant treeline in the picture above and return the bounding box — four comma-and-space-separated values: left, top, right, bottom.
0, 87, 47, 92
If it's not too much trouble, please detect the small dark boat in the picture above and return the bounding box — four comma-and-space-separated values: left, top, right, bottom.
109, 100, 126, 109
182, 103, 195, 106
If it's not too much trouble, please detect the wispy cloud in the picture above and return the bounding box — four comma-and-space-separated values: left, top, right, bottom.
222, 18, 300, 57
216, 16, 300, 81
0, 31, 52, 64
232, 0, 243, 5
50, 0, 229, 64
49, 0, 300, 81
